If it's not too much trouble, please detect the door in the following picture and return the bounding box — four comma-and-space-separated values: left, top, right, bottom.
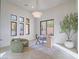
40, 19, 54, 36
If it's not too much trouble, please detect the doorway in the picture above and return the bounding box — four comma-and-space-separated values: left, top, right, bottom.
40, 19, 54, 36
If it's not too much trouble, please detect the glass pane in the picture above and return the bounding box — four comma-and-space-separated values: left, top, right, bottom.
11, 22, 17, 36
19, 23, 24, 35
25, 24, 29, 34
40, 22, 46, 35
25, 18, 30, 35
10, 14, 17, 21
26, 18, 29, 24
19, 17, 24, 22
47, 20, 54, 36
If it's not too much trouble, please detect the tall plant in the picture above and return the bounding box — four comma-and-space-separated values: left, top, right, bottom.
60, 13, 78, 41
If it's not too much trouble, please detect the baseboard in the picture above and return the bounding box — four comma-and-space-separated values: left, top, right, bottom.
54, 43, 78, 59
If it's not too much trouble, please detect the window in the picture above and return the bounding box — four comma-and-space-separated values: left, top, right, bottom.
10, 14, 30, 36
25, 18, 30, 34
19, 16, 24, 22
10, 14, 17, 36
19, 23, 24, 35
40, 19, 54, 36
19, 16, 24, 35
40, 21, 46, 35
10, 14, 17, 21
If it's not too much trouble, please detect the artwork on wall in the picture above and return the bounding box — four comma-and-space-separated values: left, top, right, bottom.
11, 22, 17, 36
25, 18, 30, 34
10, 14, 17, 21
19, 23, 24, 35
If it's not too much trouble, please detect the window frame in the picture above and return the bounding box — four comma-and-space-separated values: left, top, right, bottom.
11, 22, 17, 36
25, 18, 30, 35
40, 19, 54, 36
19, 23, 24, 35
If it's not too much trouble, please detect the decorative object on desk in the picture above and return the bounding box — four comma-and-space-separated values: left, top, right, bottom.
60, 13, 78, 48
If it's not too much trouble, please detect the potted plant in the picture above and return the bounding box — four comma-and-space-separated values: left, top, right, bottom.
60, 13, 78, 48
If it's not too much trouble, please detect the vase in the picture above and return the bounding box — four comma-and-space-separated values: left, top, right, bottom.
64, 41, 74, 48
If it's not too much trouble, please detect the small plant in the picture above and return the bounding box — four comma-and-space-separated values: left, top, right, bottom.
60, 13, 78, 41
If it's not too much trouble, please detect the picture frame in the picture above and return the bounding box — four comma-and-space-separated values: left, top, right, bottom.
10, 14, 17, 21
11, 22, 17, 36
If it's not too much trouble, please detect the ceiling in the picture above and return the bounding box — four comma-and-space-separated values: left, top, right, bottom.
7, 0, 70, 12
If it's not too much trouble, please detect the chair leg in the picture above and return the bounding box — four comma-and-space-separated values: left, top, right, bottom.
36, 40, 40, 44
35, 41, 38, 44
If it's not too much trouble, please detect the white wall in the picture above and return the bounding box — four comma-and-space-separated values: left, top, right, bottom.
36, 0, 78, 48
0, 0, 1, 33
0, 0, 35, 47
0, 0, 1, 46
0, 0, 78, 48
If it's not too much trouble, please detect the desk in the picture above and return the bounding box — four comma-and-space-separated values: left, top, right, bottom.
46, 36, 53, 48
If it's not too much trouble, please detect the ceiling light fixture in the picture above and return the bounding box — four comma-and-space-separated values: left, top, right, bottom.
32, 0, 42, 18
32, 11, 42, 18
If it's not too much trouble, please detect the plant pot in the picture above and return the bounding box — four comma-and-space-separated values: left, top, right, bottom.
64, 41, 74, 48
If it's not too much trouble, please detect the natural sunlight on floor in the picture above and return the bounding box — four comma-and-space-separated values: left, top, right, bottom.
0, 44, 76, 59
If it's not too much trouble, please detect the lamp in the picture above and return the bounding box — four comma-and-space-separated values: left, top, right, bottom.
32, 11, 42, 18
32, 0, 42, 18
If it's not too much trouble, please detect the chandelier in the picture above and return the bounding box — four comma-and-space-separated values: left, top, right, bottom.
32, 11, 42, 18
32, 0, 42, 18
